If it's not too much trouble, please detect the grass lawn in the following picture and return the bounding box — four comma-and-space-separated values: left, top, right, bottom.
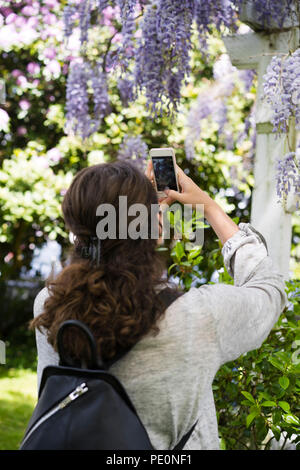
0, 368, 37, 450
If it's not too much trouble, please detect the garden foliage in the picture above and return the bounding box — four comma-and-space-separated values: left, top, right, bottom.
0, 0, 299, 450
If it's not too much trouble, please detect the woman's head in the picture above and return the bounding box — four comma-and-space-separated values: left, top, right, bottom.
62, 160, 160, 265
31, 161, 170, 363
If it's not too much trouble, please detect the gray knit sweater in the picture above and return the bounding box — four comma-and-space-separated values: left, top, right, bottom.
33, 223, 287, 450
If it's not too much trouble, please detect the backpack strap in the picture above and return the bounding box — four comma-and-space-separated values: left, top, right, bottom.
173, 421, 198, 450
105, 286, 183, 369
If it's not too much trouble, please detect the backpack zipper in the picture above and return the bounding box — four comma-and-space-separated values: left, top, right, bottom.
21, 382, 88, 448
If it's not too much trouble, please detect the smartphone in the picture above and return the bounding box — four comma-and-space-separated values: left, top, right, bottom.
149, 148, 179, 198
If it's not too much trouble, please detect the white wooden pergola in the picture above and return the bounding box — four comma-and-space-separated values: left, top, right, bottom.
223, 3, 299, 280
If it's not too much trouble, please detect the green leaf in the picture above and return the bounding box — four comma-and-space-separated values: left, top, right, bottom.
271, 425, 281, 441
174, 208, 182, 225
258, 392, 271, 402
241, 400, 253, 407
246, 410, 259, 428
187, 247, 201, 259
180, 261, 192, 267
168, 211, 174, 225
220, 438, 226, 450
261, 401, 276, 407
241, 391, 256, 404
283, 414, 300, 426
268, 356, 285, 371
256, 416, 268, 442
278, 401, 290, 413
192, 255, 203, 265
272, 409, 281, 426
174, 242, 184, 261
279, 376, 290, 390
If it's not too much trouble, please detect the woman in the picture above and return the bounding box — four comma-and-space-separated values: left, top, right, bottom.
31, 160, 287, 450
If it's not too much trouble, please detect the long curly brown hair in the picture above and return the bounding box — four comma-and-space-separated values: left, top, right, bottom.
31, 160, 173, 364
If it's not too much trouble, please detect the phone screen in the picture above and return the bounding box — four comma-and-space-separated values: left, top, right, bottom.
152, 156, 177, 191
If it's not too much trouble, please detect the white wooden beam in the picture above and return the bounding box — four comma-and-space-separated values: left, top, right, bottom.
223, 27, 300, 279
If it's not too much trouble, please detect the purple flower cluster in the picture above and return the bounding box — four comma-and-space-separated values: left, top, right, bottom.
263, 49, 300, 134
195, 0, 238, 51
64, 0, 243, 124
235, 0, 297, 30
238, 69, 256, 93
117, 134, 148, 170
63, 3, 78, 39
66, 61, 90, 138
156, 0, 194, 113
262, 47, 300, 204
78, 0, 92, 46
134, 0, 241, 116
185, 54, 256, 159
276, 151, 300, 206
91, 64, 110, 123
63, 0, 297, 137
118, 75, 135, 106
116, 0, 137, 69
185, 90, 226, 160
64, 0, 114, 47
66, 60, 109, 139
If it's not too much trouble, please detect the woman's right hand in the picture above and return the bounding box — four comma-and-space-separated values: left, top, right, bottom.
160, 163, 240, 245
146, 159, 239, 244
160, 164, 212, 210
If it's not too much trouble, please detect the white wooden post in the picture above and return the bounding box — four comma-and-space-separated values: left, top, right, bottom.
223, 27, 299, 280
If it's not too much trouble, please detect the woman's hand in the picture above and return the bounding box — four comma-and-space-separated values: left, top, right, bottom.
145, 160, 211, 208
145, 159, 155, 187
162, 164, 213, 209
145, 159, 239, 245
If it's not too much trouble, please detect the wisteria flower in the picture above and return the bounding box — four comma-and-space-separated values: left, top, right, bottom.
66, 60, 109, 139
276, 151, 300, 206
27, 62, 40, 75
62, 0, 297, 141
117, 134, 148, 171
263, 50, 300, 134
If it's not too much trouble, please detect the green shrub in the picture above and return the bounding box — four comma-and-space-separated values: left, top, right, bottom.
169, 232, 300, 450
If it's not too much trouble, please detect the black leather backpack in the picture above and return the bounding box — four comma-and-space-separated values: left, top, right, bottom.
20, 289, 197, 450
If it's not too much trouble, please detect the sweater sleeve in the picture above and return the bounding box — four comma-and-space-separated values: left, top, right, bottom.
195, 223, 288, 365
33, 287, 59, 392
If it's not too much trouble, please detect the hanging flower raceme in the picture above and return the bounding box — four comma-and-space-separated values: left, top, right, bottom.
236, 0, 298, 30
117, 0, 137, 68
263, 50, 300, 135
63, 0, 298, 138
262, 48, 300, 206
276, 150, 300, 208
66, 60, 109, 139
194, 0, 238, 50
185, 53, 256, 160
117, 134, 148, 170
